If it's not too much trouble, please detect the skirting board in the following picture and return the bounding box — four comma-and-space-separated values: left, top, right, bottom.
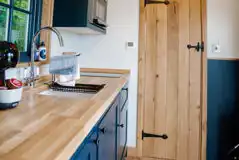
208, 57, 239, 61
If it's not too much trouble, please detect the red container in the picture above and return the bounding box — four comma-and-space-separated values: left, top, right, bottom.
6, 78, 23, 89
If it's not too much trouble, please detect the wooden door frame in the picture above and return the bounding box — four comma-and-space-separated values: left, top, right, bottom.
136, 0, 208, 159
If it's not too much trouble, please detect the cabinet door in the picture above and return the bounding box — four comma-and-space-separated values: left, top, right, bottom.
117, 88, 128, 160
119, 88, 128, 111
71, 132, 97, 160
118, 107, 128, 160
98, 100, 118, 160
53, 0, 89, 27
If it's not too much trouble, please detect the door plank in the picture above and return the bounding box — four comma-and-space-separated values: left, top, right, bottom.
143, 5, 158, 157
188, 0, 202, 160
165, 3, 179, 159
154, 4, 167, 159
137, 0, 147, 157
176, 0, 190, 159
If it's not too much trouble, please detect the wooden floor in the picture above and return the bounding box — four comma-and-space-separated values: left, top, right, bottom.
127, 157, 173, 160
126, 157, 140, 160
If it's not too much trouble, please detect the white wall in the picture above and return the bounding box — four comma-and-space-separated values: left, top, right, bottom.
51, 0, 139, 147
207, 0, 239, 58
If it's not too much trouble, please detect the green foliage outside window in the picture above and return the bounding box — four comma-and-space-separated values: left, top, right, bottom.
0, 0, 30, 52
0, 0, 8, 4
14, 0, 29, 10
0, 6, 8, 41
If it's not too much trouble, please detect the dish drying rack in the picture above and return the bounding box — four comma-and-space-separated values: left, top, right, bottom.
46, 82, 105, 94
47, 54, 105, 94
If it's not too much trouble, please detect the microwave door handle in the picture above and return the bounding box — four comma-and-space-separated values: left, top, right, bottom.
93, 18, 108, 28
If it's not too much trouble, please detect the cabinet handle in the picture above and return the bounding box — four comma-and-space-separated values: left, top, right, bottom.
117, 124, 124, 128
121, 88, 128, 111
99, 127, 106, 134
93, 139, 100, 146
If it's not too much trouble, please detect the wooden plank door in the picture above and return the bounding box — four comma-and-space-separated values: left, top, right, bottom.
137, 0, 204, 159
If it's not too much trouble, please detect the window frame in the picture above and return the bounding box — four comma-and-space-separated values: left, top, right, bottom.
0, 0, 43, 62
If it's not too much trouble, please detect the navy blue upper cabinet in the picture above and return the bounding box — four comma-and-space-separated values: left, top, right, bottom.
53, 0, 107, 34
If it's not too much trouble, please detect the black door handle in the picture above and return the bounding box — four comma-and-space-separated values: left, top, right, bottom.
187, 42, 204, 52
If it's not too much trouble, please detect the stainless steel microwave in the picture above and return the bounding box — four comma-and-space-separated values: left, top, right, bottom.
89, 0, 108, 29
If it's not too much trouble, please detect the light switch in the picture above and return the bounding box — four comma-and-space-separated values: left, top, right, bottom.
126, 42, 136, 49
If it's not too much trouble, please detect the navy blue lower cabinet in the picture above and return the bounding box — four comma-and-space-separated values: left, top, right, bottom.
70, 130, 98, 160
117, 87, 129, 160
70, 87, 128, 160
98, 99, 118, 160
118, 107, 128, 160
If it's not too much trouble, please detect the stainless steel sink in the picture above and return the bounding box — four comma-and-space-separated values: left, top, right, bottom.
39, 89, 95, 99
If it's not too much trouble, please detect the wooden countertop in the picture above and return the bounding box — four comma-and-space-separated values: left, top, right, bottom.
0, 72, 129, 160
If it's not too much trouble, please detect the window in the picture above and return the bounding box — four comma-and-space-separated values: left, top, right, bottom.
0, 0, 42, 62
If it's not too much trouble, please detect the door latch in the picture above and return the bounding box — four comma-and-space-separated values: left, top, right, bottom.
145, 0, 170, 6
142, 130, 168, 140
187, 42, 204, 52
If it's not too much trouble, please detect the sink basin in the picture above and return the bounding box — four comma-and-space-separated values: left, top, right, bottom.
39, 89, 95, 99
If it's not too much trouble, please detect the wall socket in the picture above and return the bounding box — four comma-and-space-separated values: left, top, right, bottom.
211, 44, 221, 53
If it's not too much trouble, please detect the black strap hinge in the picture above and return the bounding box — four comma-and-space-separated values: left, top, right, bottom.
142, 130, 168, 140
145, 0, 170, 6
